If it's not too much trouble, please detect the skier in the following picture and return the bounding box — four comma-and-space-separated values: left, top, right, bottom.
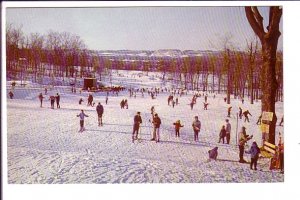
204, 95, 208, 103
77, 109, 89, 132
190, 101, 194, 110
120, 99, 125, 109
239, 107, 243, 119
238, 126, 253, 163
150, 106, 155, 116
96, 102, 104, 126
245, 141, 260, 170
256, 114, 262, 125
151, 113, 161, 143
124, 99, 128, 109
44, 87, 48, 95
192, 116, 201, 142
175, 97, 178, 105
173, 120, 184, 137
49, 95, 55, 109
279, 116, 284, 126
203, 102, 209, 110
225, 119, 231, 144
132, 112, 142, 142
243, 110, 252, 122
8, 91, 14, 99
79, 98, 84, 105
224, 97, 227, 102
227, 106, 232, 117
38, 93, 44, 107
218, 125, 226, 144
55, 93, 60, 108
105, 96, 108, 105
87, 94, 93, 106
172, 100, 175, 108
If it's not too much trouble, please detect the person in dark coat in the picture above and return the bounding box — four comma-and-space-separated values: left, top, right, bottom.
96, 102, 104, 126
120, 99, 125, 109
79, 98, 84, 105
243, 110, 252, 122
8, 91, 14, 99
245, 141, 260, 170
132, 112, 142, 142
218, 125, 226, 144
227, 106, 232, 117
38, 93, 44, 107
203, 102, 209, 110
239, 107, 243, 119
151, 113, 161, 142
105, 96, 108, 105
208, 147, 218, 160
279, 116, 284, 126
173, 120, 184, 137
55, 93, 60, 108
256, 114, 262, 125
49, 95, 55, 109
225, 119, 231, 144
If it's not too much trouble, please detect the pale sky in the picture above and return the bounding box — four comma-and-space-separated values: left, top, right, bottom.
6, 6, 283, 51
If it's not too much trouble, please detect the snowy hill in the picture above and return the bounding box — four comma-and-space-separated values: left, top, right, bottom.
6, 71, 284, 183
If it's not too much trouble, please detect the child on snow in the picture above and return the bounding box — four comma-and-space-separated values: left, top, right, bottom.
245, 141, 260, 170
208, 147, 218, 160
218, 125, 226, 144
77, 110, 89, 132
173, 120, 184, 137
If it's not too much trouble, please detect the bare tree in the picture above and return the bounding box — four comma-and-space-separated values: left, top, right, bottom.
245, 6, 282, 144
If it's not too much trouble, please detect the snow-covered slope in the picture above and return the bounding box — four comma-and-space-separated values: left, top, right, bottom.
6, 72, 284, 183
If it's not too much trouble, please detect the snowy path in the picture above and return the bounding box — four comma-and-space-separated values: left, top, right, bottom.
7, 86, 284, 183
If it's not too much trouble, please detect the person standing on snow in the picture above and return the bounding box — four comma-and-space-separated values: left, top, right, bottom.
77, 109, 89, 132
173, 120, 184, 137
218, 125, 226, 144
245, 141, 260, 170
8, 91, 14, 99
227, 106, 232, 117
151, 113, 161, 143
243, 110, 252, 122
96, 102, 104, 126
238, 126, 253, 163
225, 119, 231, 144
192, 116, 201, 142
239, 107, 243, 119
55, 93, 60, 108
38, 93, 44, 107
49, 95, 55, 109
132, 112, 142, 142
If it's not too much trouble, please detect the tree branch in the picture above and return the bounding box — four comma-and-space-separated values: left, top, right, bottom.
245, 7, 265, 41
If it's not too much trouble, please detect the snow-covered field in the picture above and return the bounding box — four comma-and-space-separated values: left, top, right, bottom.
6, 72, 284, 183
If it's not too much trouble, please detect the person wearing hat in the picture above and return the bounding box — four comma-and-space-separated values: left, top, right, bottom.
132, 112, 142, 142
238, 126, 253, 163
173, 120, 184, 137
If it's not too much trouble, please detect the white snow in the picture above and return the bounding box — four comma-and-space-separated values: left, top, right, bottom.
6, 72, 284, 183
